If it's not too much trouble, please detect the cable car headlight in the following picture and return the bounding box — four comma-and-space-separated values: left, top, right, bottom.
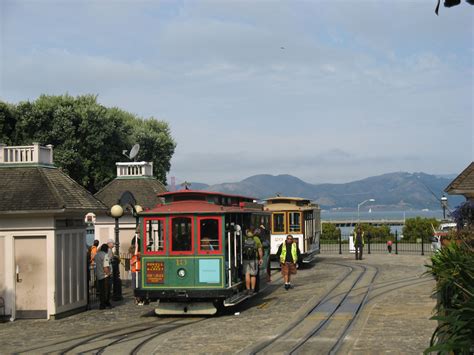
177, 268, 186, 278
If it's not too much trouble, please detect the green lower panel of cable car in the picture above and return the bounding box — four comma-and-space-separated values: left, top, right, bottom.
141, 256, 224, 289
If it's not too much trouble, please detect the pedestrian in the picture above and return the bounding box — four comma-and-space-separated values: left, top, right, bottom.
95, 243, 112, 309
276, 235, 301, 290
354, 226, 364, 260
129, 234, 143, 305
387, 239, 393, 254
90, 239, 99, 266
242, 227, 263, 295
257, 225, 272, 282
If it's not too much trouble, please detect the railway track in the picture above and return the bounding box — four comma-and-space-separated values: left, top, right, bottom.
248, 260, 433, 355
16, 317, 206, 355
248, 261, 378, 355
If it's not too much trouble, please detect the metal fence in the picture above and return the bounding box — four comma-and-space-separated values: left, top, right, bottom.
320, 232, 434, 256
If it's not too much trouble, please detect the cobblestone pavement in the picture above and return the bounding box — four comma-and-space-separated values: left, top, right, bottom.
0, 253, 437, 354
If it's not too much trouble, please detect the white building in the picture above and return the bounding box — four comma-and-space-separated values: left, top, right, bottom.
0, 143, 107, 320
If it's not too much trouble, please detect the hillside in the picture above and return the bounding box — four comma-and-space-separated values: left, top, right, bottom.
197, 172, 463, 210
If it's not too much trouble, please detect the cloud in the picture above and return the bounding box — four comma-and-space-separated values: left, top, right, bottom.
1, 0, 472, 185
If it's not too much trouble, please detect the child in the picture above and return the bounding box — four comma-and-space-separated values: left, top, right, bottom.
387, 240, 393, 254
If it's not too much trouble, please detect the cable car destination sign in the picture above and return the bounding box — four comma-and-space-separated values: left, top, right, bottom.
146, 261, 165, 284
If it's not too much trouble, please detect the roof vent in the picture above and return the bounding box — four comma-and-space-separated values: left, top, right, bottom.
0, 143, 54, 165
116, 161, 153, 178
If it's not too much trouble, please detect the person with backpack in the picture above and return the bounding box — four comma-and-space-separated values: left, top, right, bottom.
242, 227, 263, 295
276, 235, 301, 290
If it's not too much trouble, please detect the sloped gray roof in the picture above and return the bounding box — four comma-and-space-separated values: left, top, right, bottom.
94, 177, 167, 209
0, 166, 107, 213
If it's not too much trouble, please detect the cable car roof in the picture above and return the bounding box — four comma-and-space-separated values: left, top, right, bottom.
141, 189, 265, 214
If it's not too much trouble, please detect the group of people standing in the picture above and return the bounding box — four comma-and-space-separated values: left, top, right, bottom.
89, 239, 116, 309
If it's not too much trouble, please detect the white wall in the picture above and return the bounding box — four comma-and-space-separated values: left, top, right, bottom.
54, 229, 87, 315
0, 215, 88, 320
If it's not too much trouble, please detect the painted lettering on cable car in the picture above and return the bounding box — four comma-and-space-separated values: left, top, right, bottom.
176, 259, 187, 266
146, 262, 164, 284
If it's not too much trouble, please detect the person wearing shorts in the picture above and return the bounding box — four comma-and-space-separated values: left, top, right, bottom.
276, 235, 301, 290
242, 229, 263, 295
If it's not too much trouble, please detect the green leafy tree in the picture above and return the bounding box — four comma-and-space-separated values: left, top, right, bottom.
322, 223, 341, 240
354, 223, 391, 239
403, 217, 440, 242
2, 94, 176, 192
0, 101, 17, 145
131, 117, 176, 184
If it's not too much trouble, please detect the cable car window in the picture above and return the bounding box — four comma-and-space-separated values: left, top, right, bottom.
198, 217, 221, 254
289, 212, 301, 232
144, 218, 166, 254
273, 213, 286, 233
171, 216, 193, 253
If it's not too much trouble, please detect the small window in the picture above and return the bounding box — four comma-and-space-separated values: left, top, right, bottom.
144, 218, 165, 254
199, 218, 220, 253
273, 213, 286, 233
171, 216, 193, 253
289, 212, 301, 233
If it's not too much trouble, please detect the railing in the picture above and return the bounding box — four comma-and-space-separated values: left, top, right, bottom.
320, 232, 433, 256
0, 143, 53, 164
116, 162, 153, 177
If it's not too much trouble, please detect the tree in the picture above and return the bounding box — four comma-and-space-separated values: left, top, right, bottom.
1, 94, 176, 193
402, 217, 440, 242
130, 117, 176, 184
0, 101, 17, 145
322, 223, 341, 240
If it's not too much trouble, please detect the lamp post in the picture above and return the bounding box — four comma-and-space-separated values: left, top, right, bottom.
110, 204, 124, 300
440, 195, 448, 220
133, 204, 143, 227
357, 199, 375, 224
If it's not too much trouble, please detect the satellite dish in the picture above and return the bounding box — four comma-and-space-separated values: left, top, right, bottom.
129, 144, 140, 160
123, 144, 140, 161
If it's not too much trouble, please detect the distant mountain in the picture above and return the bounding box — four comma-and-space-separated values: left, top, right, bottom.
201, 172, 464, 210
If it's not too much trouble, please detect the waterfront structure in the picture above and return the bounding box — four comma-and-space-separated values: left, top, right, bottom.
0, 143, 106, 320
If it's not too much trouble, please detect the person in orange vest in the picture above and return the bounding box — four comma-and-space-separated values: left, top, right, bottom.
90, 240, 99, 265
129, 235, 142, 305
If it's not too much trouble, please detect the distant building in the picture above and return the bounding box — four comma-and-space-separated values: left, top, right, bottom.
0, 143, 106, 320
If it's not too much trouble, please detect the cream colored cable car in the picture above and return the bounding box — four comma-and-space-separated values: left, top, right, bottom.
265, 196, 321, 264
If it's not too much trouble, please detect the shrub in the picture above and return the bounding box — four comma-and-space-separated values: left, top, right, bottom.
424, 238, 474, 354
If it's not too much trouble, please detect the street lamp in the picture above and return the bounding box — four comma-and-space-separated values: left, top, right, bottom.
440, 195, 448, 220
358, 199, 375, 224
133, 204, 143, 226
110, 204, 124, 300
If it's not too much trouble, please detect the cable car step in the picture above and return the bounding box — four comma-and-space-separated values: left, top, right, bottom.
155, 302, 217, 315
223, 292, 253, 307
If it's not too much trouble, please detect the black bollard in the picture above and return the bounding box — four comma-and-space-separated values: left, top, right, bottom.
367, 233, 371, 254
421, 235, 424, 256
395, 230, 398, 255
339, 233, 342, 255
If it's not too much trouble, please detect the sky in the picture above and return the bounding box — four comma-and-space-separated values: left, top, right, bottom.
0, 0, 473, 185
